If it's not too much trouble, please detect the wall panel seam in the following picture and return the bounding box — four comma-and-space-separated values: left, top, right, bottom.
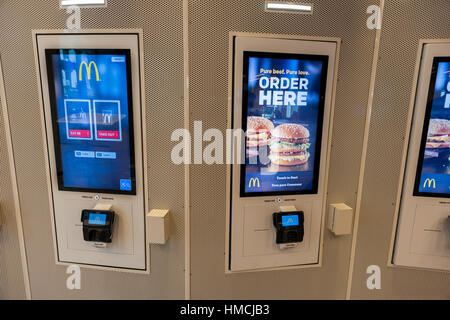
183, 0, 191, 300
345, 0, 384, 300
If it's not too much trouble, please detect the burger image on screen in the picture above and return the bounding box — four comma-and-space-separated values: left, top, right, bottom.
426, 119, 450, 149
269, 123, 311, 166
246, 116, 274, 157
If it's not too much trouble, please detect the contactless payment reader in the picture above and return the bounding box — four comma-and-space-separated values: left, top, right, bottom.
227, 35, 338, 271
273, 210, 305, 249
393, 42, 450, 271
35, 31, 147, 270
81, 209, 115, 245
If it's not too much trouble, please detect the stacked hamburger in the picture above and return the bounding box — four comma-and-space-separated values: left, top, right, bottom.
269, 123, 311, 166
246, 116, 274, 158
426, 119, 450, 149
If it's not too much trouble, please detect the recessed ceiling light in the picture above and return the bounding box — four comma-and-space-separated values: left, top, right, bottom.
60, 0, 106, 6
265, 1, 313, 14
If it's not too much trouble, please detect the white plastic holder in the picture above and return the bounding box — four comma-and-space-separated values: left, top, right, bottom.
147, 209, 170, 244
328, 203, 353, 236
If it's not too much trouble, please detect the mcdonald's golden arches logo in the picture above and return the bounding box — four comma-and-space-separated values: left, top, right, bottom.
249, 177, 260, 188
79, 61, 100, 82
423, 178, 436, 189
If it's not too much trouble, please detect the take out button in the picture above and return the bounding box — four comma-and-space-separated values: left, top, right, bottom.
97, 130, 120, 139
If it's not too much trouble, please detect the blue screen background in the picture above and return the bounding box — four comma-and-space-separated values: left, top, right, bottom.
88, 213, 107, 225
417, 61, 450, 195
50, 51, 133, 192
282, 215, 299, 227
244, 54, 326, 194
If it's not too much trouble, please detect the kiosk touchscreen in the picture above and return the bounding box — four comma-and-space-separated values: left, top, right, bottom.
228, 36, 338, 271
46, 49, 136, 195
36, 33, 146, 270
241, 52, 327, 197
414, 58, 450, 197
393, 43, 450, 271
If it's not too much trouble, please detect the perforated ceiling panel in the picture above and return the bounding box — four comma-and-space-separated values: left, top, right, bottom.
351, 0, 450, 299
188, 0, 378, 299
0, 71, 26, 299
0, 0, 185, 299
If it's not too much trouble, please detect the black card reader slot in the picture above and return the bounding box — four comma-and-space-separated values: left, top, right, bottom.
273, 211, 304, 244
81, 209, 115, 243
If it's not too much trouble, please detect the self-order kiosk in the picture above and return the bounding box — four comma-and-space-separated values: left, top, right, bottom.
393, 42, 450, 271
35, 32, 147, 270
228, 36, 338, 271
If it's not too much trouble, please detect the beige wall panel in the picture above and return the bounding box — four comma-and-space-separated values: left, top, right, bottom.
188, 0, 377, 299
351, 0, 450, 299
0, 0, 185, 299
0, 69, 26, 300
